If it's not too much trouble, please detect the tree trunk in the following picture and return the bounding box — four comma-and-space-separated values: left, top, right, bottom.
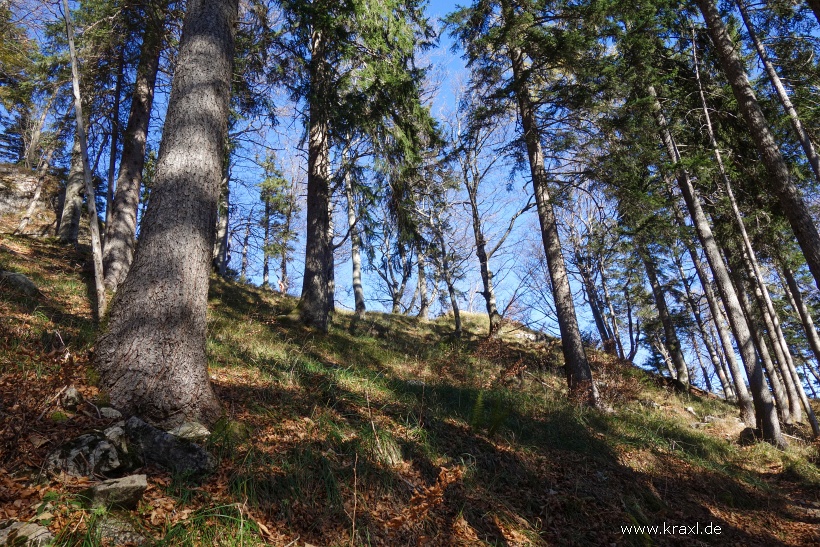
417, 243, 429, 320
213, 172, 230, 275
736, 0, 820, 182
240, 219, 251, 281
509, 44, 597, 405
696, 0, 820, 294
344, 166, 366, 317
466, 184, 501, 335
690, 334, 713, 392
652, 87, 769, 431
24, 86, 58, 170
58, 137, 84, 244
262, 201, 270, 288
781, 265, 820, 373
95, 0, 238, 428
727, 255, 792, 425
105, 47, 125, 234
674, 252, 723, 394
300, 28, 332, 332
16, 147, 56, 234
640, 249, 690, 391
102, 4, 165, 290
63, 0, 106, 319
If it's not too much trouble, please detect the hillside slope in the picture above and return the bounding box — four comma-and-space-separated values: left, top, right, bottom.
1, 229, 820, 546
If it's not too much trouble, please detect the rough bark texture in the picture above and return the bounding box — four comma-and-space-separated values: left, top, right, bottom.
299, 28, 333, 332
103, 6, 165, 290
416, 243, 429, 320
697, 0, 820, 293
509, 45, 597, 405
95, 0, 238, 428
58, 138, 84, 244
782, 265, 820, 372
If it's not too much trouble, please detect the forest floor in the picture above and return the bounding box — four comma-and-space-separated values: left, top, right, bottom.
2, 223, 820, 546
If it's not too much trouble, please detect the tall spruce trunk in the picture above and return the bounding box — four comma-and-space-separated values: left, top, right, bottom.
58, 137, 84, 244
696, 0, 820, 293
95, 0, 238, 427
640, 248, 690, 390
509, 45, 597, 405
102, 4, 166, 290
262, 201, 270, 288
300, 28, 332, 331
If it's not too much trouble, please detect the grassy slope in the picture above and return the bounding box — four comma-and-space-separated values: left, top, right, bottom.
1, 229, 820, 546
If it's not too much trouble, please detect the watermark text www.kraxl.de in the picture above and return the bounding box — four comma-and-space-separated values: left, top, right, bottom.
621, 522, 722, 536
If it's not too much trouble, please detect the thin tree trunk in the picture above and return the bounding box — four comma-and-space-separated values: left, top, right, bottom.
213, 171, 230, 275
674, 252, 723, 393
58, 137, 84, 244
640, 249, 690, 391
696, 0, 820, 294
16, 147, 56, 234
599, 265, 625, 359
417, 243, 429, 320
651, 87, 771, 434
508, 43, 597, 405
102, 4, 166, 290
344, 164, 366, 317
63, 0, 106, 319
24, 86, 58, 170
105, 47, 125, 234
736, 1, 820, 182
95, 0, 238, 427
240, 219, 251, 281
300, 28, 332, 332
691, 334, 713, 392
781, 265, 820, 373
466, 183, 501, 334
262, 201, 270, 288
710, 322, 736, 400
727, 256, 792, 425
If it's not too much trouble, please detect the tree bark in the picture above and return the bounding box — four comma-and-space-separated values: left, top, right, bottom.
508, 43, 598, 405
63, 0, 106, 319
213, 171, 230, 275
240, 218, 251, 281
95, 0, 238, 427
696, 0, 820, 294
299, 28, 332, 332
262, 201, 270, 288
102, 4, 166, 290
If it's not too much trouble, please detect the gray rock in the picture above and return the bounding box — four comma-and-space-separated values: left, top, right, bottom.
703, 415, 718, 423
167, 421, 210, 441
99, 407, 122, 420
0, 271, 39, 297
685, 406, 698, 418
0, 520, 53, 546
45, 432, 137, 477
61, 386, 82, 411
125, 417, 215, 476
103, 426, 128, 453
96, 515, 146, 546
81, 474, 147, 509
